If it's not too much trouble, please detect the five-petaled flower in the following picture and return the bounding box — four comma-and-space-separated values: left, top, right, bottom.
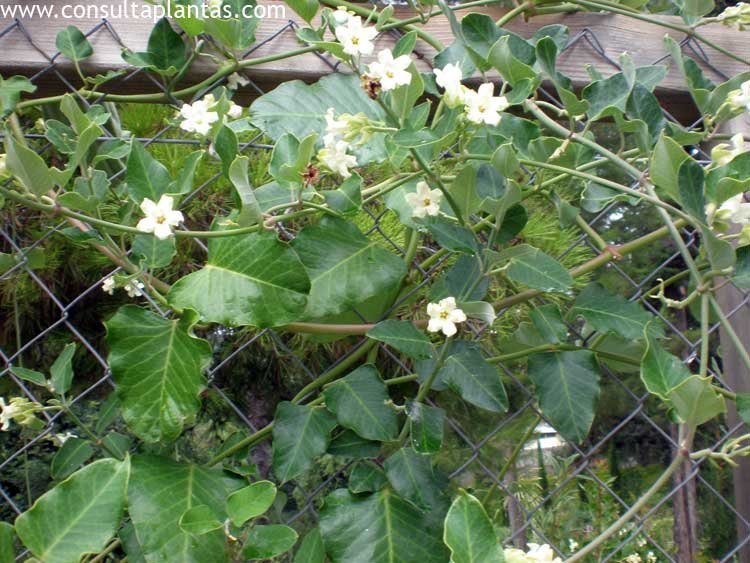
125, 281, 145, 298
102, 277, 116, 295
464, 83, 509, 126
137, 195, 184, 240
334, 15, 377, 56
227, 101, 244, 119
405, 181, 442, 218
317, 140, 358, 178
179, 96, 219, 135
434, 63, 466, 107
729, 80, 750, 113
367, 49, 412, 92
427, 297, 467, 337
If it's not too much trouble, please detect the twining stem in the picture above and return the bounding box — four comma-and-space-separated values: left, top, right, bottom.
496, 1, 532, 26
488, 343, 640, 366
62, 405, 122, 459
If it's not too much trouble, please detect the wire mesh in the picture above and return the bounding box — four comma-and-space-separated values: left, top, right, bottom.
0, 12, 748, 563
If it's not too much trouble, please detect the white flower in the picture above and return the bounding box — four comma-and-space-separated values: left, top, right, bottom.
325, 108, 350, 144
464, 83, 509, 126
179, 96, 219, 136
405, 181, 442, 218
334, 15, 377, 56
624, 555, 642, 563
228, 102, 243, 119
52, 431, 77, 446
637, 537, 647, 547
0, 153, 6, 178
367, 49, 412, 92
525, 543, 562, 563
0, 397, 20, 431
646, 551, 657, 563
503, 548, 529, 563
206, 0, 223, 17
125, 281, 145, 298
0, 397, 40, 431
317, 140, 358, 178
227, 72, 249, 90
715, 193, 750, 225
729, 80, 750, 113
102, 277, 116, 295
711, 132, 747, 166
717, 2, 750, 29
332, 5, 353, 24
427, 297, 467, 337
568, 539, 579, 552
137, 195, 184, 240
434, 63, 466, 107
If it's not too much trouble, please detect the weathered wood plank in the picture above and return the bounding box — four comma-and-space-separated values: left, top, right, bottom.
0, 0, 748, 120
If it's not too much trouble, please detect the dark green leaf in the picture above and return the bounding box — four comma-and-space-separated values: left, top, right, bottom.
530, 304, 567, 344
489, 35, 538, 86
408, 401, 444, 454
570, 283, 662, 339
169, 231, 310, 328
528, 351, 600, 443
178, 505, 223, 536
678, 158, 706, 222
328, 429, 381, 459
229, 156, 262, 227
367, 320, 433, 360
272, 402, 336, 483
324, 365, 398, 442
105, 306, 212, 443
50, 437, 94, 480
349, 461, 388, 494
126, 140, 171, 203
294, 528, 325, 563
320, 489, 447, 563
476, 163, 506, 199
0, 521, 13, 563
131, 235, 176, 269
0, 75, 36, 115
215, 125, 238, 176
430, 255, 488, 302
5, 133, 54, 196
227, 481, 277, 526
324, 172, 362, 215
147, 18, 187, 71
650, 134, 689, 201
49, 343, 76, 395
425, 220, 478, 254
243, 525, 298, 560
733, 246, 750, 289
640, 332, 691, 399
15, 458, 129, 563
383, 448, 447, 511
438, 348, 508, 412
443, 491, 503, 563
291, 217, 405, 319
168, 150, 204, 194
499, 244, 573, 293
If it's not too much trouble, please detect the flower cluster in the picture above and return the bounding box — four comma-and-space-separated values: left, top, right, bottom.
711, 132, 747, 166
433, 63, 509, 125
426, 297, 466, 337
179, 94, 243, 135
102, 277, 145, 298
405, 181, 443, 218
317, 108, 360, 178
137, 194, 184, 240
0, 397, 42, 431
504, 543, 562, 563
717, 2, 750, 30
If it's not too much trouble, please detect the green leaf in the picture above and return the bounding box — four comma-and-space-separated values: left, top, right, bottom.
407, 401, 444, 454
168, 150, 204, 195
328, 429, 381, 459
0, 75, 36, 115
680, 0, 713, 21
291, 217, 405, 319
10, 366, 47, 387
491, 143, 520, 179
489, 35, 538, 87
678, 158, 706, 222
214, 125, 238, 176
105, 305, 212, 443
669, 375, 726, 428
640, 332, 691, 400
294, 528, 325, 563
499, 244, 573, 293
287, 0, 318, 21
384, 448, 446, 511
459, 301, 495, 325
733, 246, 750, 289
178, 505, 223, 536
425, 220, 479, 255
49, 343, 76, 395
324, 172, 362, 215
570, 282, 662, 340
319, 489, 447, 563
443, 491, 503, 563
15, 458, 130, 563
132, 235, 176, 269
324, 365, 399, 441
226, 481, 276, 526
50, 438, 94, 481
431, 255, 488, 302
126, 140, 172, 203
0, 521, 14, 563
56, 26, 93, 64
272, 402, 336, 483
123, 18, 185, 74
229, 156, 262, 227
438, 349, 508, 412
204, 0, 258, 50
250, 74, 387, 166
475, 163, 506, 200
169, 231, 310, 328
701, 225, 736, 270
391, 64, 424, 123
128, 455, 229, 562
243, 525, 298, 560
5, 133, 54, 196
349, 461, 389, 494
530, 303, 567, 344
650, 134, 689, 201
736, 393, 750, 425
367, 320, 433, 360
528, 351, 600, 443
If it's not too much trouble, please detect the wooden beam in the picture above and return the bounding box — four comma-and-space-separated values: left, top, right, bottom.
0, 0, 748, 121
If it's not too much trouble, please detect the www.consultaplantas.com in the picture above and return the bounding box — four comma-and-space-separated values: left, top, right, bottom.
2, 0, 750, 560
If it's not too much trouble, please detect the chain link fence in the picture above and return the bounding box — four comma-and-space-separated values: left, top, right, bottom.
1, 11, 749, 562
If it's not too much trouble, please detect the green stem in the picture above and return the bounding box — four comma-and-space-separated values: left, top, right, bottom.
63, 405, 121, 459
699, 292, 710, 378
496, 1, 531, 26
